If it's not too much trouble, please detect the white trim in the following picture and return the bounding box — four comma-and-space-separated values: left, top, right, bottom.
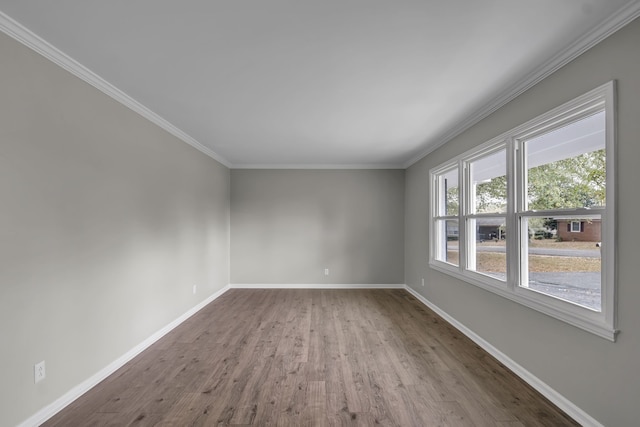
0, 11, 231, 169
0, 9, 401, 171
403, 286, 605, 427
403, 0, 640, 168
428, 261, 616, 341
428, 82, 617, 341
230, 283, 405, 289
230, 163, 404, 170
17, 285, 231, 427
1, 5, 637, 171
17, 283, 603, 426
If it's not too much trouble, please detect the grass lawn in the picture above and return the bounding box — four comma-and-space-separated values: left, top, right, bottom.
446, 239, 601, 273
472, 252, 600, 273
477, 239, 598, 250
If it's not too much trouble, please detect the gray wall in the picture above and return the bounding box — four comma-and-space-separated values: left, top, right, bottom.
0, 32, 230, 426
405, 18, 640, 426
231, 169, 404, 284
4, 8, 638, 427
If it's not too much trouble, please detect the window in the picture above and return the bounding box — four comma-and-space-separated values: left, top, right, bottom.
429, 82, 616, 341
433, 167, 460, 266
467, 148, 507, 280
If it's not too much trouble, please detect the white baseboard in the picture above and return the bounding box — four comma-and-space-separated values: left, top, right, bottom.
20, 284, 599, 427
18, 285, 230, 427
230, 283, 405, 289
403, 285, 603, 427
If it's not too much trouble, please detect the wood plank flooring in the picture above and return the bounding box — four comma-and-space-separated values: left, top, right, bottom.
42, 289, 579, 426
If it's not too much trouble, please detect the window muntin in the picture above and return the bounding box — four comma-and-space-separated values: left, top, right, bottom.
517, 110, 606, 312
429, 82, 616, 340
465, 148, 508, 281
433, 166, 460, 266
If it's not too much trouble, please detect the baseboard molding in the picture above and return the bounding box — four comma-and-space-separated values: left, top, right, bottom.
20, 284, 600, 426
403, 285, 603, 427
18, 285, 231, 427
230, 283, 405, 289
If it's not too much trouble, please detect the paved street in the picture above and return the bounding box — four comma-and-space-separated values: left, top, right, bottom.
481, 272, 601, 311
447, 243, 602, 310
529, 272, 601, 310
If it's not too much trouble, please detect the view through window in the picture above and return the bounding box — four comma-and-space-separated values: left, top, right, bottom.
429, 82, 615, 339
520, 111, 605, 311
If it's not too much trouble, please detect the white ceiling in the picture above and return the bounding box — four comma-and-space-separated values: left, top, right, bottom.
0, 1, 638, 168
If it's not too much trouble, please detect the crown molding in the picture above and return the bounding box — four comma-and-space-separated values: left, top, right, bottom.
2, 1, 638, 172
0, 11, 232, 168
403, 0, 640, 169
231, 163, 404, 170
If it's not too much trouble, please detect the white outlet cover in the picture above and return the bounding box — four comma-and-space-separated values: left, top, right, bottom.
34, 360, 45, 383
193, 285, 197, 294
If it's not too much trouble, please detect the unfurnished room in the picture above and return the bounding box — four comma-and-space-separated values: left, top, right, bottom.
1, 1, 640, 426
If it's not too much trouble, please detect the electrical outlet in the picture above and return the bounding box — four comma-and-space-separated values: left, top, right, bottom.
34, 361, 45, 384
192, 284, 197, 295
421, 278, 425, 287
324, 268, 329, 276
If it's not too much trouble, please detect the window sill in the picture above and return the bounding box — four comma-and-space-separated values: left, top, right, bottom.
429, 260, 617, 341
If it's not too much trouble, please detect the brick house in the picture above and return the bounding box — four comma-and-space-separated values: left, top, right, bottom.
556, 219, 601, 242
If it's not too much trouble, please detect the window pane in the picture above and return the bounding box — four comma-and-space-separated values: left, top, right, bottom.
470, 150, 507, 214
437, 168, 459, 216
468, 217, 506, 281
525, 111, 606, 210
435, 219, 459, 266
521, 216, 601, 311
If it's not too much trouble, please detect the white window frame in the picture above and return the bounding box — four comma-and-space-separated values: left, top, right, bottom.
432, 165, 461, 267
571, 221, 581, 232
464, 145, 508, 279
429, 81, 617, 341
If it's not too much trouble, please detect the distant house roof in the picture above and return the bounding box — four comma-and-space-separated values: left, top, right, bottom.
476, 218, 505, 227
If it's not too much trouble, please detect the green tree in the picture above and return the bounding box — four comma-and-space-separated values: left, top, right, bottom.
475, 176, 507, 213
465, 149, 604, 217
527, 149, 605, 210
473, 149, 605, 236
446, 186, 459, 215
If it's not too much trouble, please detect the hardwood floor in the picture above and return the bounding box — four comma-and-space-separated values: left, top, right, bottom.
43, 289, 579, 426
